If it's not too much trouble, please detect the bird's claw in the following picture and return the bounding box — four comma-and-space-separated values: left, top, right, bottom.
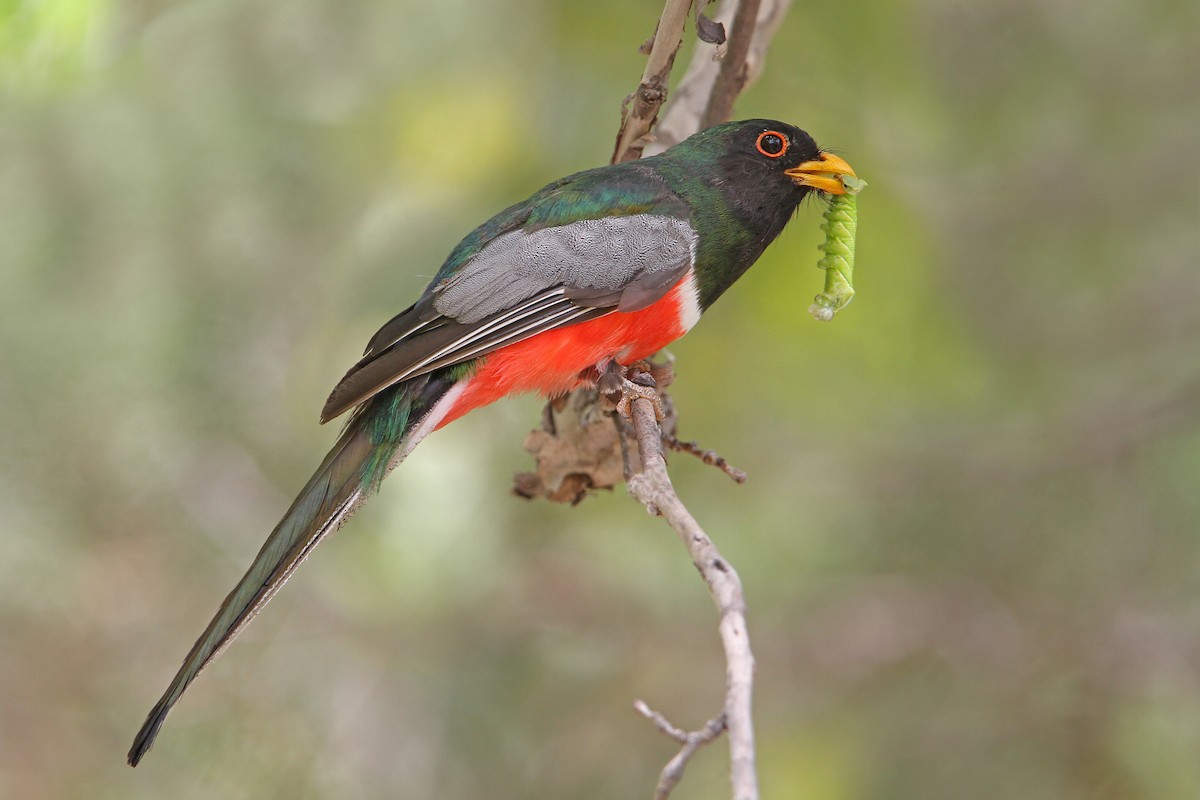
615, 380, 666, 422
595, 359, 667, 422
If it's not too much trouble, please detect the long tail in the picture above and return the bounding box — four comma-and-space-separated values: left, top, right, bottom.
128, 373, 461, 766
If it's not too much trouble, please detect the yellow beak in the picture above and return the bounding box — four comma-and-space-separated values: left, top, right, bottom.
784, 152, 858, 195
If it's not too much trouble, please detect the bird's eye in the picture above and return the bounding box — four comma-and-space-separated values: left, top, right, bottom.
755, 131, 788, 158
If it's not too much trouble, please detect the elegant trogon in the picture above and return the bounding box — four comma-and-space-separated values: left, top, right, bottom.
128, 118, 857, 765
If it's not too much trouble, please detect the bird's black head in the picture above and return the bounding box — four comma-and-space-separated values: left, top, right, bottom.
663, 119, 857, 240
705, 118, 857, 202
652, 119, 859, 309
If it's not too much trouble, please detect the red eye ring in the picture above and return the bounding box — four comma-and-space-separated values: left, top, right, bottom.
755, 130, 789, 158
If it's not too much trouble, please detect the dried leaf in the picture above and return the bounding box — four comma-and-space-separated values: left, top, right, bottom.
696, 12, 726, 45
512, 391, 630, 504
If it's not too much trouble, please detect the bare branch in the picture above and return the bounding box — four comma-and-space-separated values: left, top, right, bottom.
635, 700, 729, 800
621, 365, 759, 800
700, 0, 763, 128
663, 433, 749, 483
647, 0, 794, 154
612, 0, 694, 163
519, 4, 798, 795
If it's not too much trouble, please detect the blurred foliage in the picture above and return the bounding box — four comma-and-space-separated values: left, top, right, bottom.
1, 0, 1199, 798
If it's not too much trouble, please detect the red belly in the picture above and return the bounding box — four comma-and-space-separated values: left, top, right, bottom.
436, 276, 693, 429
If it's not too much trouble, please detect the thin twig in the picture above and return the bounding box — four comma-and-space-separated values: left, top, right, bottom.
532, 2, 796, 794
663, 433, 749, 483
700, 0, 764, 128
622, 370, 759, 800
635, 700, 729, 800
612, 0, 693, 163
613, 410, 640, 480
646, 0, 794, 155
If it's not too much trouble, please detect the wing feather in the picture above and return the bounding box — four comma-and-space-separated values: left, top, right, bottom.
321, 213, 697, 423
321, 291, 609, 422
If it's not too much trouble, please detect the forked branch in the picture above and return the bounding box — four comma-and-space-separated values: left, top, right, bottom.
618, 364, 758, 800
522, 2, 798, 796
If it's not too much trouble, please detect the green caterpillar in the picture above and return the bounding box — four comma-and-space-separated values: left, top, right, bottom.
809, 174, 866, 322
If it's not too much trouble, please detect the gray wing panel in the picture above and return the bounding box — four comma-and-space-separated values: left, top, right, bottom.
321, 289, 612, 422
433, 214, 697, 324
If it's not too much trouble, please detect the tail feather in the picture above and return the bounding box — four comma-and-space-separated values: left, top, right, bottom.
128, 373, 459, 766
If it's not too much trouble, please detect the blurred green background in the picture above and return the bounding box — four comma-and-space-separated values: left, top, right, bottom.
2, 1, 1198, 798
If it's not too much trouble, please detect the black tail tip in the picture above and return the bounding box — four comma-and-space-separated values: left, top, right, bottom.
127, 701, 171, 767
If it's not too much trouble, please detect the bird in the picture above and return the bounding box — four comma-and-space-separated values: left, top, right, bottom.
127, 118, 856, 766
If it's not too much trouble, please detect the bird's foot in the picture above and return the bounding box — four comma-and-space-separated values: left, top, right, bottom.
596, 359, 668, 422
616, 380, 665, 422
